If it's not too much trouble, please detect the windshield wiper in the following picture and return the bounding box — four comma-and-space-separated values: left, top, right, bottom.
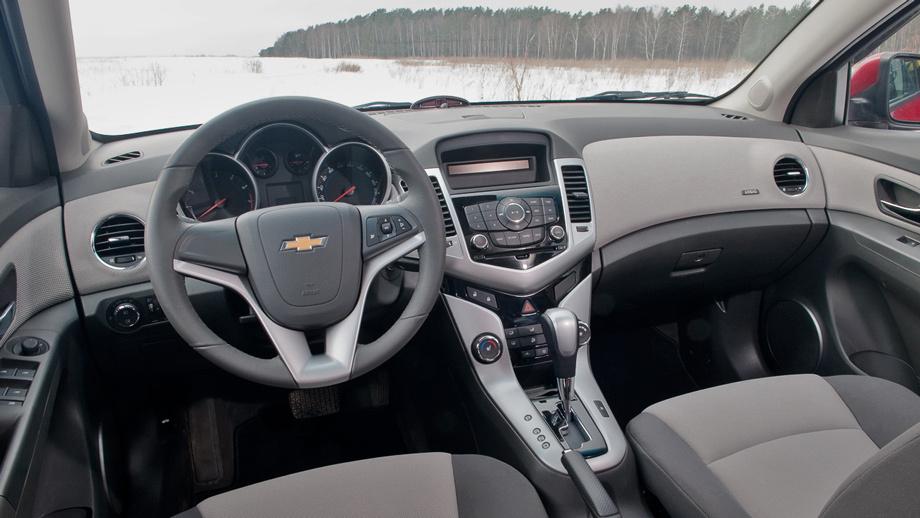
576, 90, 714, 102
353, 101, 412, 111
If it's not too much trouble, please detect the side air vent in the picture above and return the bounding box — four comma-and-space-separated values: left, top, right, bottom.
429, 177, 457, 237
93, 215, 146, 268
773, 157, 808, 196
721, 113, 749, 121
561, 165, 592, 223
103, 151, 142, 166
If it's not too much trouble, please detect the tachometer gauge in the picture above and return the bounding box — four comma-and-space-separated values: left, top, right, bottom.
180, 154, 258, 221
248, 148, 277, 178
313, 142, 391, 205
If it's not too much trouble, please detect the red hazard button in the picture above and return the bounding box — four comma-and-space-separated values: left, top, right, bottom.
521, 300, 537, 314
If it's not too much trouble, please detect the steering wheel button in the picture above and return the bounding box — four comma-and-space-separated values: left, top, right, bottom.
365, 218, 380, 246
392, 216, 411, 235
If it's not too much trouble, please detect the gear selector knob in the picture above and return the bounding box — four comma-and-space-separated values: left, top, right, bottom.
540, 308, 579, 379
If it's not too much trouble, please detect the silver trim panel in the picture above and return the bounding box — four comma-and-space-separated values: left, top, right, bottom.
429, 158, 596, 295
174, 232, 426, 388
445, 276, 627, 474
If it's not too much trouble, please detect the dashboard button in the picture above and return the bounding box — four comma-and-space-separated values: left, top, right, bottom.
529, 215, 544, 227
505, 232, 521, 247
519, 229, 534, 245
481, 209, 498, 221
504, 327, 519, 339
466, 287, 498, 310
519, 349, 536, 359
486, 219, 504, 231
523, 197, 543, 208
491, 232, 508, 246
464, 204, 481, 214
532, 227, 545, 242
518, 323, 543, 336
472, 334, 502, 364
478, 201, 498, 212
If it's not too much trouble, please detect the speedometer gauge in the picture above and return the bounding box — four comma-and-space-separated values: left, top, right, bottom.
313, 142, 391, 205
180, 154, 258, 221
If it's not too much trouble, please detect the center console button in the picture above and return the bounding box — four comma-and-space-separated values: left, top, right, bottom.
550, 225, 566, 242
543, 199, 558, 223
466, 286, 498, 310
505, 204, 526, 222
478, 201, 498, 212
518, 323, 543, 336
481, 209, 498, 221
529, 215, 544, 227
505, 232, 522, 247
466, 211, 487, 231
519, 229, 534, 245
486, 219, 504, 231
469, 234, 490, 251
532, 227, 545, 242
491, 232, 508, 247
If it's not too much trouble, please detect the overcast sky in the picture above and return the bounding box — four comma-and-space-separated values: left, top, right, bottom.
69, 0, 809, 57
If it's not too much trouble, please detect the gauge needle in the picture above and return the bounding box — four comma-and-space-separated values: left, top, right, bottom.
333, 186, 356, 202
197, 198, 227, 219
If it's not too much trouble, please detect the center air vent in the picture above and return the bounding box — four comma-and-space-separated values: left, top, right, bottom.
429, 177, 457, 237
103, 151, 142, 166
93, 215, 146, 268
561, 165, 592, 223
773, 157, 808, 196
721, 113, 749, 121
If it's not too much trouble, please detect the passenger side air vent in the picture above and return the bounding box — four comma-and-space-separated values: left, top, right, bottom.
93, 215, 146, 268
773, 157, 808, 195
429, 177, 457, 237
721, 113, 749, 121
561, 165, 592, 223
103, 151, 142, 165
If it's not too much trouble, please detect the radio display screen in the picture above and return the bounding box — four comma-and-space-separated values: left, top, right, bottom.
445, 157, 537, 189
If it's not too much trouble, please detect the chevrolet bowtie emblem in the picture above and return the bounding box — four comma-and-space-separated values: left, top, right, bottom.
280, 235, 328, 253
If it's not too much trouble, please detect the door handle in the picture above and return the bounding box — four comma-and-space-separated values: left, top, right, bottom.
880, 200, 920, 222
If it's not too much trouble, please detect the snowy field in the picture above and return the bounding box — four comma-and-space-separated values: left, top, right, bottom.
78, 57, 749, 135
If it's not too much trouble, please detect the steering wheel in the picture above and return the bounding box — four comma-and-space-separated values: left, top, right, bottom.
146, 97, 446, 388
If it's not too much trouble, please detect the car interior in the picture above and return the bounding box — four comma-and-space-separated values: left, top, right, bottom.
2, 0, 920, 517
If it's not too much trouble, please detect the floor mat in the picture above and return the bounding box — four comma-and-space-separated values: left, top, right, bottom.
233, 405, 407, 489
590, 321, 699, 427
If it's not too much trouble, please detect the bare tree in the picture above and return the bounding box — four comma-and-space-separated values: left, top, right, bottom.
638, 7, 667, 60
672, 6, 694, 63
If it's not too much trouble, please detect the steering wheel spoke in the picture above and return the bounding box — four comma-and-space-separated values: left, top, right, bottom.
174, 218, 247, 275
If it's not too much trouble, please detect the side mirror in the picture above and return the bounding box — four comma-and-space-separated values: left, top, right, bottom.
849, 52, 920, 129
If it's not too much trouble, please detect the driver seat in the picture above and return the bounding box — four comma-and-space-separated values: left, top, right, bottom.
173, 452, 549, 518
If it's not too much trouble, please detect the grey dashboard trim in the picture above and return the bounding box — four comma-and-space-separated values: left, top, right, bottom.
444, 278, 626, 474
814, 146, 920, 237
584, 135, 826, 248
429, 158, 596, 295
64, 181, 155, 295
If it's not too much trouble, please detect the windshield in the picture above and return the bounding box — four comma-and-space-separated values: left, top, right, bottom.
70, 0, 817, 135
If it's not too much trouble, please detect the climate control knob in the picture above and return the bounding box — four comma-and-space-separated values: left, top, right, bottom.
471, 334, 503, 364
549, 225, 566, 242
469, 234, 490, 251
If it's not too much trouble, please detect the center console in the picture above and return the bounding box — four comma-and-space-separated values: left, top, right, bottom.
429, 132, 628, 478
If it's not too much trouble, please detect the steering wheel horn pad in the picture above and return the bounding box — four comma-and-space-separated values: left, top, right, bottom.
236, 203, 362, 329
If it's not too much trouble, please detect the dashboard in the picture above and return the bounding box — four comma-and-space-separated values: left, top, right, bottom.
179, 123, 393, 221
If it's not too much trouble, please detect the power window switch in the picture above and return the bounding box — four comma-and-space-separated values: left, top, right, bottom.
14, 369, 35, 379
0, 369, 12, 377
0, 401, 21, 407
6, 388, 26, 398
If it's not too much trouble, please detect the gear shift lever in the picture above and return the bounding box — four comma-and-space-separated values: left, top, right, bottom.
540, 308, 580, 431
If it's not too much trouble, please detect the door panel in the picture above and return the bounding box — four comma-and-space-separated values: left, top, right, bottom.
762, 130, 920, 393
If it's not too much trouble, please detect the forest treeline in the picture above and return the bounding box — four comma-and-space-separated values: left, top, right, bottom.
260, 3, 812, 63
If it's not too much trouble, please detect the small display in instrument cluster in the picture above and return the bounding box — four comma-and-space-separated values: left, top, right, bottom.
266, 182, 305, 206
